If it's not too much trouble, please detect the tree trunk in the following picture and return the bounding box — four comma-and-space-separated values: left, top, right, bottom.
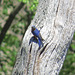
12, 0, 75, 75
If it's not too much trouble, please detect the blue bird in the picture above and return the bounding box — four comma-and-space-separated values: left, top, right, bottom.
29, 26, 44, 49
31, 26, 44, 41
38, 38, 43, 49
29, 36, 38, 45
29, 36, 43, 49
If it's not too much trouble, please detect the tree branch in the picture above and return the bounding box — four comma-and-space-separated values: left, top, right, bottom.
0, 2, 25, 45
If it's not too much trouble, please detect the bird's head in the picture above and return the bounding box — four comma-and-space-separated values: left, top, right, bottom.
32, 25, 36, 31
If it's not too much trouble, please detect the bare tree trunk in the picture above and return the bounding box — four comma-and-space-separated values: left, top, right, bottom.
0, 2, 24, 45
12, 0, 75, 75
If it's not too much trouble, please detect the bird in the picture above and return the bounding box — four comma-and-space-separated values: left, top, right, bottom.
31, 25, 44, 41
29, 25, 44, 49
38, 38, 43, 49
29, 35, 43, 49
29, 36, 38, 45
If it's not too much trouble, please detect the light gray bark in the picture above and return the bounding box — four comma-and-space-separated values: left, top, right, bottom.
12, 0, 75, 75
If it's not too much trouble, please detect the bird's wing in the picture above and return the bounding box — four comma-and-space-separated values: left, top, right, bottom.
29, 36, 38, 45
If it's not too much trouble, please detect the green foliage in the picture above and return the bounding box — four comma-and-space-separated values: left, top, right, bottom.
0, 46, 17, 75
73, 33, 75, 40
59, 39, 75, 75
29, 0, 38, 11
3, 8, 8, 15
59, 49, 75, 75
18, 0, 29, 3
2, 0, 13, 15
3, 34, 20, 48
0, 33, 19, 74
18, 0, 38, 11
71, 44, 75, 50
11, 22, 25, 34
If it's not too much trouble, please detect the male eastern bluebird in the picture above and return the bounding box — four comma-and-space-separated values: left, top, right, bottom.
31, 25, 44, 41
29, 36, 38, 45
38, 38, 43, 49
29, 26, 44, 49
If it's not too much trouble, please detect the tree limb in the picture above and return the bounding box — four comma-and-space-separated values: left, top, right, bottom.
0, 2, 25, 45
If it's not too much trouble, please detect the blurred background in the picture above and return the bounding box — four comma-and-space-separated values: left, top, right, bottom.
0, 0, 75, 75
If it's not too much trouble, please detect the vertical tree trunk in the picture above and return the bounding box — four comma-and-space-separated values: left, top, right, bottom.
12, 0, 75, 75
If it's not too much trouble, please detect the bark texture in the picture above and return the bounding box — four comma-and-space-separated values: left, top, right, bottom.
12, 0, 75, 75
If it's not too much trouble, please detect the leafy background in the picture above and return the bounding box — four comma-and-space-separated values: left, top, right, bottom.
0, 0, 75, 75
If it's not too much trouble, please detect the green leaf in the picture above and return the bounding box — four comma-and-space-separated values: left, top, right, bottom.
3, 8, 8, 15
71, 44, 75, 49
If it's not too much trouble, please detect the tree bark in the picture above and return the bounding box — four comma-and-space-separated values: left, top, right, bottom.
0, 2, 24, 45
12, 0, 75, 75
